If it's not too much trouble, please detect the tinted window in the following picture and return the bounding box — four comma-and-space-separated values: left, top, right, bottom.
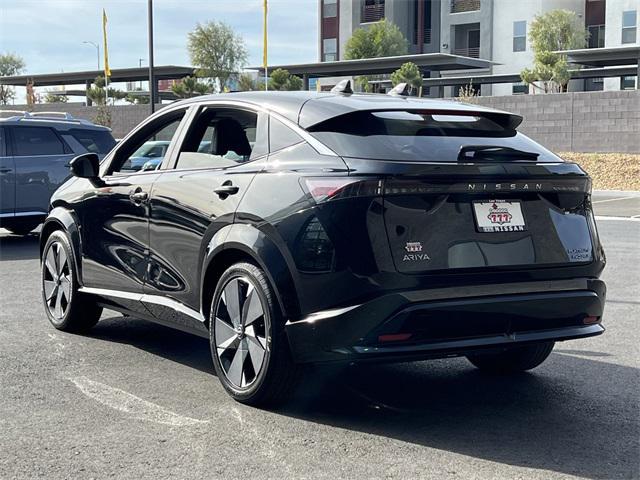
176, 107, 261, 170
270, 117, 303, 153
69, 128, 116, 154
309, 110, 560, 162
0, 127, 5, 156
12, 126, 66, 156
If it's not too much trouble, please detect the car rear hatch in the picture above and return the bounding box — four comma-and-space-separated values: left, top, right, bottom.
308, 107, 597, 275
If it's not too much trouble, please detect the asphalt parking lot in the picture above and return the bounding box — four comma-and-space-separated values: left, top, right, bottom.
0, 193, 638, 479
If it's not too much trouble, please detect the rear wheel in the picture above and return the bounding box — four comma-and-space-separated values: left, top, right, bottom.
209, 262, 299, 406
466, 341, 555, 373
41, 230, 102, 333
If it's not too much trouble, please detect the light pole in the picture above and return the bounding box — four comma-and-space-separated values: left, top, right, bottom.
148, 0, 156, 113
82, 40, 100, 70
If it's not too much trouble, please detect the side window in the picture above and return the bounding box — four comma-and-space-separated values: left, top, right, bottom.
111, 110, 185, 173
12, 126, 67, 156
175, 107, 263, 170
68, 128, 116, 154
269, 117, 304, 153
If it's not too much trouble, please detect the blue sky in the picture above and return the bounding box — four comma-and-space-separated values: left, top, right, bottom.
0, 0, 318, 100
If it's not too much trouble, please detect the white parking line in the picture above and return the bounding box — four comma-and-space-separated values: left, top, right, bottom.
69, 376, 208, 427
595, 216, 640, 222
592, 197, 635, 204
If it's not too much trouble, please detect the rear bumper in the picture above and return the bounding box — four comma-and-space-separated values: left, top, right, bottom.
285, 278, 606, 364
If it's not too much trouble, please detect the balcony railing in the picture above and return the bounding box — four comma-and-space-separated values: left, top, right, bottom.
453, 47, 480, 58
362, 3, 385, 23
450, 0, 480, 13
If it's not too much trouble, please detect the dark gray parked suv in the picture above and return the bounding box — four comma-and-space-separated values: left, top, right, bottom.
0, 111, 115, 235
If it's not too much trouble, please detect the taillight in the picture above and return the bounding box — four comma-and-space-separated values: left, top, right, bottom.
303, 177, 383, 203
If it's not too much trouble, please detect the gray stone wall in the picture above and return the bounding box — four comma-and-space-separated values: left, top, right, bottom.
0, 103, 163, 140
476, 90, 640, 154
3, 90, 639, 153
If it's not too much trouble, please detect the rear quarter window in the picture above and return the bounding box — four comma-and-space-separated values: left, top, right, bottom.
69, 128, 116, 154
308, 110, 560, 162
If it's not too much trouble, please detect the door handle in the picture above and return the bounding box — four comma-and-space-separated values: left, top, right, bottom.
129, 189, 149, 204
214, 181, 239, 199
0, 168, 11, 174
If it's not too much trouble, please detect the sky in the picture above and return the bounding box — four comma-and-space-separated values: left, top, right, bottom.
0, 0, 318, 102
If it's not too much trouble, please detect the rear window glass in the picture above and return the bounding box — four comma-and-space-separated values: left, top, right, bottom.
69, 128, 116, 154
308, 110, 560, 162
12, 126, 67, 156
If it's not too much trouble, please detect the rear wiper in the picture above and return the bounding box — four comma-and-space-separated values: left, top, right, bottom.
458, 145, 539, 162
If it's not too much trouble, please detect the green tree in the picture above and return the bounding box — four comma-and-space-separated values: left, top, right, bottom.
520, 9, 588, 93
86, 76, 125, 105
344, 19, 408, 92
268, 68, 303, 91
124, 88, 150, 104
0, 53, 26, 105
44, 90, 68, 103
391, 62, 423, 96
187, 21, 248, 90
237, 73, 258, 91
171, 76, 212, 98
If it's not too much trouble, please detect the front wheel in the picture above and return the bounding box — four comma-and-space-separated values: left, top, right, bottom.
41, 230, 102, 333
466, 341, 555, 373
209, 262, 299, 406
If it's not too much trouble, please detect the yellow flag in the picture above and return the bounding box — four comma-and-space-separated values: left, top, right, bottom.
102, 9, 111, 78
263, 0, 268, 70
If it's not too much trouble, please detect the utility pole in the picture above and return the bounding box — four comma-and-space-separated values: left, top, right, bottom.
148, 0, 156, 113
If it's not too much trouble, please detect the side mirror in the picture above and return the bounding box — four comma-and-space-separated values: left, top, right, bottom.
69, 153, 104, 187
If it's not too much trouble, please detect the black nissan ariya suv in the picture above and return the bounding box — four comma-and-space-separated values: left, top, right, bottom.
40, 88, 606, 405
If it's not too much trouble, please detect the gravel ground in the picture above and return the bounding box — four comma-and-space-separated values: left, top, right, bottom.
0, 217, 638, 479
561, 153, 640, 191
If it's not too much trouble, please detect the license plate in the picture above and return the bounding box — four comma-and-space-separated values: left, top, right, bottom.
473, 200, 526, 232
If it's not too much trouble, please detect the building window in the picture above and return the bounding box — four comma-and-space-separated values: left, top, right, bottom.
323, 0, 337, 18
621, 76, 637, 90
622, 10, 637, 44
323, 38, 337, 61
513, 21, 526, 52
362, 0, 384, 23
450, 0, 480, 14
512, 82, 528, 95
587, 24, 605, 48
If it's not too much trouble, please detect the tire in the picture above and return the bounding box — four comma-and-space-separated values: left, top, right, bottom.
209, 262, 299, 406
5, 222, 39, 235
466, 341, 555, 373
41, 230, 102, 333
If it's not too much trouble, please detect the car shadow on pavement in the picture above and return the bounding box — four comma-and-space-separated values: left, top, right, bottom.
0, 233, 40, 261
88, 315, 639, 479
89, 314, 215, 375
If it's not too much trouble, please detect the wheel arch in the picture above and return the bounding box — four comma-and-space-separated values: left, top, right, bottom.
200, 224, 301, 327
40, 207, 84, 284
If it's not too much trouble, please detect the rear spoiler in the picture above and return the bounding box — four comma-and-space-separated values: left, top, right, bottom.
304, 108, 523, 131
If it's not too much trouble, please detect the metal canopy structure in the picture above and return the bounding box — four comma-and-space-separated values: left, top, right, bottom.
250, 53, 495, 89
557, 46, 640, 67
558, 46, 640, 89
0, 65, 194, 87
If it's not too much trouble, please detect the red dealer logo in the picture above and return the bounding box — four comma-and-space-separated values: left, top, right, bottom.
487, 202, 513, 225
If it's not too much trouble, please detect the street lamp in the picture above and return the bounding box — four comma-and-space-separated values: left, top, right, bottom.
82, 40, 100, 70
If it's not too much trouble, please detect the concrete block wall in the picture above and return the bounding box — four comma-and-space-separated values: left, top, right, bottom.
476, 90, 640, 154
0, 103, 163, 140
3, 90, 639, 153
